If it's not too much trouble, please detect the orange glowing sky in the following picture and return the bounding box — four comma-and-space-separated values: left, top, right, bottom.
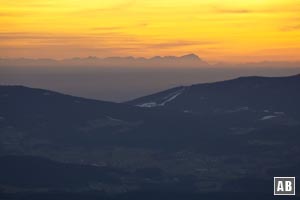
0, 0, 300, 62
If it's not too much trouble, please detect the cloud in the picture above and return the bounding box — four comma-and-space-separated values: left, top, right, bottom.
0, 31, 144, 55
213, 4, 300, 15
91, 23, 148, 31
75, 0, 136, 15
0, 1, 59, 8
91, 27, 123, 31
280, 25, 300, 31
216, 9, 252, 14
0, 31, 138, 42
0, 32, 84, 41
0, 12, 31, 17
146, 40, 217, 49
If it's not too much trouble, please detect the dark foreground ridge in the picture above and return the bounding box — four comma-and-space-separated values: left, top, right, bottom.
127, 74, 300, 115
1, 74, 300, 199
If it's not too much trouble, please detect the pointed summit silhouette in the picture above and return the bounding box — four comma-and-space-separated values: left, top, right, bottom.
180, 53, 202, 61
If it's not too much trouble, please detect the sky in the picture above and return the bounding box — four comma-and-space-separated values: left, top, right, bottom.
0, 0, 300, 62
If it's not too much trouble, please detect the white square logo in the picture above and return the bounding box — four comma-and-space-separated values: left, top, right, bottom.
274, 177, 295, 195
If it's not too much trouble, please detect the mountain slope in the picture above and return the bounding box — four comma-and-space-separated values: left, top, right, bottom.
0, 85, 212, 155
0, 85, 145, 147
0, 155, 125, 188
1, 81, 300, 196
127, 74, 300, 118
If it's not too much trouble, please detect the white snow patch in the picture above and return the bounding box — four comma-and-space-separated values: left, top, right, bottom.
274, 112, 285, 115
160, 88, 184, 106
260, 115, 277, 120
238, 107, 249, 111
106, 116, 124, 122
137, 102, 158, 108
137, 88, 185, 108
226, 107, 249, 113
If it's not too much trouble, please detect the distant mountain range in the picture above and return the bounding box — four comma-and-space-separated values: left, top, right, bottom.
0, 54, 208, 67
1, 54, 300, 69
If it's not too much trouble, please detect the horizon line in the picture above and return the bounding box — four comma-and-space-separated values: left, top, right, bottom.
1, 53, 300, 65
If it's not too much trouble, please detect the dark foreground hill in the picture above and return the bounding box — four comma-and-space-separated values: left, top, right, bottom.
128, 74, 300, 118
0, 85, 214, 151
1, 74, 300, 198
0, 155, 126, 188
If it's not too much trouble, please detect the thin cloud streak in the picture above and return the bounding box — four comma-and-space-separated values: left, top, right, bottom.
74, 0, 136, 15
280, 25, 300, 32
91, 23, 148, 31
215, 9, 252, 14
147, 41, 217, 49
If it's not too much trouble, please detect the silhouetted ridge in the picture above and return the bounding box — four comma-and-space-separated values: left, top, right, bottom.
180, 53, 202, 61
127, 74, 300, 118
0, 53, 208, 67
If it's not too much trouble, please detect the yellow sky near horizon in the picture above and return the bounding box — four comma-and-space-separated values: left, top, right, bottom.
0, 0, 300, 62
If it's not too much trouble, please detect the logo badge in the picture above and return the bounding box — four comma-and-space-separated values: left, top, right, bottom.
274, 177, 295, 195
